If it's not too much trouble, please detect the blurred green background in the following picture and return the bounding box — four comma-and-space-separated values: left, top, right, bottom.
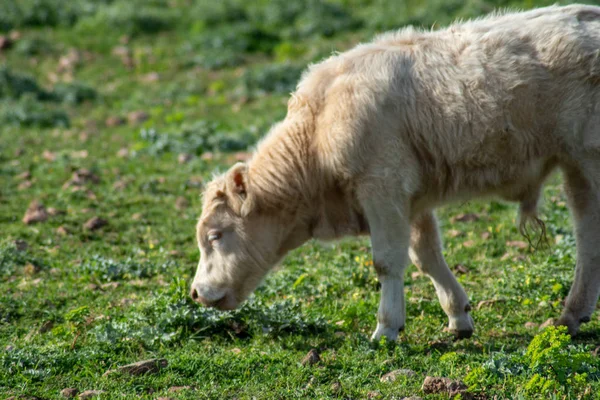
1, 1, 600, 399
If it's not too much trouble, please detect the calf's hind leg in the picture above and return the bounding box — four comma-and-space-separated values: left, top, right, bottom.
409, 212, 474, 338
556, 163, 600, 336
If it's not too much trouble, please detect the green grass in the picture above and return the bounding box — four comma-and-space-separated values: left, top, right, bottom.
1, 0, 600, 399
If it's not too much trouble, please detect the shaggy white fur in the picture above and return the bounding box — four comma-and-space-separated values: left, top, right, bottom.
192, 5, 600, 340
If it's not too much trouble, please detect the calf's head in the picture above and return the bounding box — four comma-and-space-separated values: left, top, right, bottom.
190, 162, 302, 310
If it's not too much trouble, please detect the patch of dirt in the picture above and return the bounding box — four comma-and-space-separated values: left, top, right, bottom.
421, 376, 470, 398
83, 217, 108, 231
23, 200, 48, 224
127, 110, 149, 124
63, 169, 100, 189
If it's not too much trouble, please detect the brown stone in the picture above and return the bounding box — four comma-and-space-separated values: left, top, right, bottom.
301, 349, 321, 366
78, 390, 104, 399
380, 369, 416, 382
178, 153, 193, 164
0, 35, 13, 50
127, 110, 150, 124
104, 358, 168, 376
84, 217, 108, 231
168, 386, 191, 392
23, 200, 48, 224
175, 196, 189, 210
421, 376, 470, 398
61, 387, 79, 398
39, 320, 54, 333
105, 116, 125, 127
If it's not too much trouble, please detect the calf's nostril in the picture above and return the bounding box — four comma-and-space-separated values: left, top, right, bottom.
190, 288, 199, 301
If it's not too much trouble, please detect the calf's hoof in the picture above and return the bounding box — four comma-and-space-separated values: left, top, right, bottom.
371, 324, 403, 342
555, 313, 586, 337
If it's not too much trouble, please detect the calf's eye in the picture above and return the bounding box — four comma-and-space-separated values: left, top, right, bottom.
208, 232, 222, 242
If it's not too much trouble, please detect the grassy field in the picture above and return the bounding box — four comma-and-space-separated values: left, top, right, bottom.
2, 0, 600, 399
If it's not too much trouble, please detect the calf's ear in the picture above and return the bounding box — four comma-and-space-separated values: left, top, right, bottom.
227, 162, 248, 198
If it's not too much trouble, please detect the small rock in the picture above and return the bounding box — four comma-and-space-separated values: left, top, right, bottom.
507, 240, 529, 249
88, 283, 99, 291
17, 171, 31, 180
71, 150, 88, 159
524, 321, 538, 329
9, 30, 21, 41
131, 213, 143, 221
453, 264, 469, 274
117, 148, 129, 158
0, 35, 13, 50
481, 231, 491, 240
24, 262, 40, 275
301, 349, 321, 366
141, 72, 159, 82
539, 318, 555, 330
421, 376, 469, 398
127, 110, 149, 124
380, 369, 416, 382
104, 358, 168, 376
200, 152, 214, 161
401, 397, 423, 400
113, 179, 129, 191
175, 196, 189, 210
105, 116, 125, 127
57, 226, 69, 236
168, 386, 191, 393
100, 282, 119, 290
14, 239, 28, 251
61, 387, 79, 398
367, 391, 381, 399
84, 217, 108, 231
39, 320, 54, 334
330, 381, 342, 393
23, 200, 48, 224
111, 45, 130, 57
447, 229, 463, 238
78, 390, 104, 399
63, 169, 100, 189
42, 150, 57, 161
462, 240, 475, 248
231, 348, 242, 354
451, 213, 479, 223
48, 207, 66, 216
178, 153, 193, 164
18, 180, 33, 190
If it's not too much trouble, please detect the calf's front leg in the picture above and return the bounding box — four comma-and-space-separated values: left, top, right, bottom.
359, 191, 411, 341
